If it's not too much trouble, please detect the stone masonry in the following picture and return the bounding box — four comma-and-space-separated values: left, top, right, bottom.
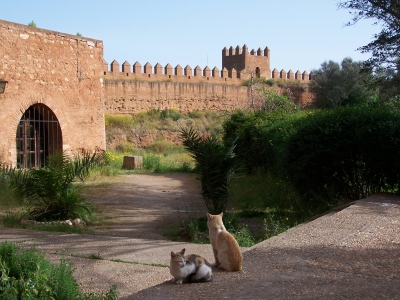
0, 19, 105, 166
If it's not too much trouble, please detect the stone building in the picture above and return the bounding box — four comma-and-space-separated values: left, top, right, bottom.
0, 19, 105, 167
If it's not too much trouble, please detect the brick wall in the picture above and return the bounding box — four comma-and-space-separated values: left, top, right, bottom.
0, 19, 105, 166
103, 79, 250, 114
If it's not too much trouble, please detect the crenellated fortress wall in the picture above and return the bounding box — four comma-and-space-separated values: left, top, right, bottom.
103, 44, 313, 114
103, 44, 313, 84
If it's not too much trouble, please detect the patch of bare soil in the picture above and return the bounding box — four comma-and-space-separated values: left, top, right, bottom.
83, 173, 206, 240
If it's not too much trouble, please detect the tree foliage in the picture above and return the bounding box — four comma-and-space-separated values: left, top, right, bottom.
254, 87, 298, 113
338, 0, 400, 69
309, 57, 377, 108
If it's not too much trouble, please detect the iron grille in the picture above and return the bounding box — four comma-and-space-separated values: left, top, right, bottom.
16, 104, 62, 168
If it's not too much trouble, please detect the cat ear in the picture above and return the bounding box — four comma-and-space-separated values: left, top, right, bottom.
180, 248, 186, 255
206, 213, 212, 220
171, 251, 175, 258
220, 212, 224, 217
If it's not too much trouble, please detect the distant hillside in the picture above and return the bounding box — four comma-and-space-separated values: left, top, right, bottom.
105, 110, 228, 151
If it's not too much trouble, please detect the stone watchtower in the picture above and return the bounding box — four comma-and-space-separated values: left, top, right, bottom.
222, 45, 271, 80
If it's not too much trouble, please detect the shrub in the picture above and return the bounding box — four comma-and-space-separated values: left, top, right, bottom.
105, 114, 135, 128
284, 107, 400, 210
223, 109, 306, 174
145, 140, 175, 153
115, 142, 135, 153
142, 153, 162, 172
187, 110, 205, 119
181, 127, 240, 214
0, 241, 118, 299
4, 151, 107, 221
232, 225, 255, 247
241, 77, 275, 87
160, 108, 182, 121
224, 107, 400, 216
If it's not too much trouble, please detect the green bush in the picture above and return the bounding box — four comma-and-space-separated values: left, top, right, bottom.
255, 87, 298, 114
224, 107, 400, 216
105, 115, 135, 129
187, 110, 205, 119
241, 77, 274, 87
145, 140, 175, 153
142, 153, 162, 172
4, 152, 107, 221
223, 110, 306, 174
0, 242, 118, 299
284, 107, 400, 208
160, 108, 182, 121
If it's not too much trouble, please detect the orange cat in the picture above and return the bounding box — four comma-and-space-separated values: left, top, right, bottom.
206, 212, 242, 271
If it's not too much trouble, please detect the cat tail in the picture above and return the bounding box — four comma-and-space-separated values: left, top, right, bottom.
204, 258, 213, 268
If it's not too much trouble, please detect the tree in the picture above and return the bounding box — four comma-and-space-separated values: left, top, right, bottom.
309, 57, 377, 108
254, 86, 298, 113
338, 0, 400, 70
373, 63, 400, 101
28, 20, 36, 27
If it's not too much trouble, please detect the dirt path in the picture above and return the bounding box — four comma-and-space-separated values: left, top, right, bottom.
84, 173, 206, 240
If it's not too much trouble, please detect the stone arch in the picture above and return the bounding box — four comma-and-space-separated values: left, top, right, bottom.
8, 98, 70, 167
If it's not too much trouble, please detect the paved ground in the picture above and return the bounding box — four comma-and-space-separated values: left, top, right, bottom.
1, 174, 400, 299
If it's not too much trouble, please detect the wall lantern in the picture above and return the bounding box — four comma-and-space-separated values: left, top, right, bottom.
0, 79, 7, 94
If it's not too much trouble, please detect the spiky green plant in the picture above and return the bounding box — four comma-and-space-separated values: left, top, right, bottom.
181, 127, 239, 214
5, 151, 108, 221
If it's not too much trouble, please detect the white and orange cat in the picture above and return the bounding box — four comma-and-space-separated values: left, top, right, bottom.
169, 248, 213, 284
207, 212, 242, 271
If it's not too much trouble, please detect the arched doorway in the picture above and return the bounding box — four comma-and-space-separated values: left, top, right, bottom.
255, 67, 261, 78
16, 104, 62, 168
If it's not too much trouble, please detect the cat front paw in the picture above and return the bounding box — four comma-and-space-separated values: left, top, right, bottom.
175, 279, 183, 285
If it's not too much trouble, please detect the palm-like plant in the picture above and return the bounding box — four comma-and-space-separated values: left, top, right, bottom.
181, 127, 239, 214
6, 151, 108, 221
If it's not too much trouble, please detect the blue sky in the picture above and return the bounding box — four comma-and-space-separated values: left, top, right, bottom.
1, 1, 378, 73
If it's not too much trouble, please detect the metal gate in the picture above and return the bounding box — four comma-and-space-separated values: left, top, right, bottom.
16, 104, 62, 168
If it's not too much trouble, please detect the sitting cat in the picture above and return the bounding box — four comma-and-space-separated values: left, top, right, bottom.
169, 248, 213, 284
207, 212, 243, 271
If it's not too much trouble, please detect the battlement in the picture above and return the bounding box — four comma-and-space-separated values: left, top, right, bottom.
103, 44, 312, 83
103, 59, 313, 84
222, 45, 270, 57
104, 60, 243, 84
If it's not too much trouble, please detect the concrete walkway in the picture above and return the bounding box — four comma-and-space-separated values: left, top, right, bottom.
1, 193, 400, 299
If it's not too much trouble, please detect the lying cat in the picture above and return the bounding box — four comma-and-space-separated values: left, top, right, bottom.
207, 212, 243, 271
169, 248, 213, 284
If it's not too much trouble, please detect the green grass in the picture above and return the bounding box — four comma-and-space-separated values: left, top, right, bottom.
98, 150, 196, 174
